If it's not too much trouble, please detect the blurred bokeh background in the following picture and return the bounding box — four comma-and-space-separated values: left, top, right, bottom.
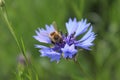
0, 0, 120, 80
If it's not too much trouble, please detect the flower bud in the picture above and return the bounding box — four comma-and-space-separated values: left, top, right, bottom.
17, 53, 31, 66
0, 0, 5, 7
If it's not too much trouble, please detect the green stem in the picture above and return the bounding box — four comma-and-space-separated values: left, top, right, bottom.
0, 0, 29, 68
20, 38, 33, 80
1, 6, 21, 52
75, 61, 92, 80
1, 3, 32, 80
20, 38, 29, 65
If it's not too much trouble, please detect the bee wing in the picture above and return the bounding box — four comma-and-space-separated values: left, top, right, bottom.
52, 21, 58, 30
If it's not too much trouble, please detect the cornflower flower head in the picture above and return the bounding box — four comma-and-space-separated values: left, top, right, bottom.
33, 18, 96, 62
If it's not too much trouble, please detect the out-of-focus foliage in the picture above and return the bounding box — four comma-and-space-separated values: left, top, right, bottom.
0, 0, 120, 80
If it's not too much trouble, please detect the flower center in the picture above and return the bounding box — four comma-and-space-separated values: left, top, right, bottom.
51, 32, 77, 53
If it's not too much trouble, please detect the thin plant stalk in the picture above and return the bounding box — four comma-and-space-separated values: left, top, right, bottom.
0, 0, 29, 65
75, 60, 92, 80
1, 6, 21, 52
0, 1, 32, 80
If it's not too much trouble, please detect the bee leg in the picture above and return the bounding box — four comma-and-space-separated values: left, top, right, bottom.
59, 31, 63, 35
65, 32, 68, 37
51, 41, 55, 44
71, 32, 76, 38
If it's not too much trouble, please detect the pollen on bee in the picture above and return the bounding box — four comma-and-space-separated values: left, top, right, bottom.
50, 32, 56, 36
49, 31, 63, 44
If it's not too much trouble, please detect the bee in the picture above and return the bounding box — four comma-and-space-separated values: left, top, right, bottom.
49, 21, 63, 44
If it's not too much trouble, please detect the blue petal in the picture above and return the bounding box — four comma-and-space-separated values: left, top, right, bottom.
76, 26, 96, 50
66, 18, 78, 36
74, 19, 90, 37
33, 28, 50, 43
45, 25, 55, 34
79, 26, 93, 41
35, 45, 61, 61
35, 45, 61, 62
61, 44, 77, 58
33, 25, 55, 43
35, 45, 48, 49
40, 48, 61, 62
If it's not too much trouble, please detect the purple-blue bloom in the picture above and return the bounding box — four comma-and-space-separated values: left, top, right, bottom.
33, 18, 96, 62
61, 44, 77, 58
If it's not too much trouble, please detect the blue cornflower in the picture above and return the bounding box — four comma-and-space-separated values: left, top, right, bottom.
33, 18, 96, 62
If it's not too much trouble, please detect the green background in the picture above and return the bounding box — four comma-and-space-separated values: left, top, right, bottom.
0, 0, 120, 80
